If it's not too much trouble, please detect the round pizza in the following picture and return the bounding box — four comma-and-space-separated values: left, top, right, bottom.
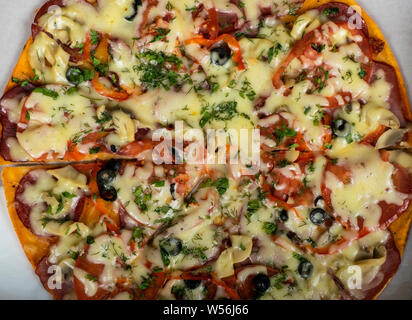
1, 0, 412, 300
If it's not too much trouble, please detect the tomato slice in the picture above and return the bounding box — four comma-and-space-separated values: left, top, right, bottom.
118, 139, 156, 157
94, 34, 110, 64
81, 131, 109, 145
83, 32, 93, 62
64, 141, 86, 161
92, 73, 130, 101
206, 8, 219, 40
306, 229, 370, 255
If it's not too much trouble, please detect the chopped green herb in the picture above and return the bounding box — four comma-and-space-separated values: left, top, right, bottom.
263, 222, 277, 235
90, 30, 100, 45
62, 191, 77, 198
213, 177, 229, 195
150, 28, 171, 43
323, 7, 340, 16
89, 147, 101, 154
151, 180, 165, 187
199, 101, 239, 127
33, 87, 59, 100
86, 236, 95, 244
358, 68, 367, 79
86, 274, 98, 282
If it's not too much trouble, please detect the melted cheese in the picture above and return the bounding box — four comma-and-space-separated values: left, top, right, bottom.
29, 32, 70, 84
6, 0, 411, 301
326, 143, 407, 229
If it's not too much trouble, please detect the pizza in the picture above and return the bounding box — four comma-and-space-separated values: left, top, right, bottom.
1, 0, 412, 300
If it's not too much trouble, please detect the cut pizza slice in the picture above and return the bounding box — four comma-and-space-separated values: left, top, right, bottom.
2, 0, 412, 302
1, 156, 229, 299
0, 0, 309, 164
260, 1, 412, 152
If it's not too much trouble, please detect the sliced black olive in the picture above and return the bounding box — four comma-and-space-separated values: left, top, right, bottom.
159, 237, 182, 256
66, 67, 84, 85
253, 273, 270, 296
184, 279, 201, 290
125, 0, 142, 21
169, 146, 183, 163
314, 195, 324, 208
170, 183, 176, 200
110, 144, 117, 153
279, 208, 289, 222
210, 42, 231, 66
332, 119, 351, 137
105, 159, 121, 172
298, 260, 313, 279
309, 208, 327, 225
97, 169, 116, 187
99, 185, 117, 202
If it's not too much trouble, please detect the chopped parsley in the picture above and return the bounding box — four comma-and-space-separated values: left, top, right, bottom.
200, 177, 229, 195
267, 43, 282, 63
62, 191, 77, 198
182, 245, 208, 262
85, 274, 98, 282
263, 222, 277, 235
276, 159, 291, 168
358, 68, 367, 79
275, 124, 297, 142
199, 101, 240, 127
150, 28, 171, 43
90, 29, 100, 45
134, 50, 191, 90
86, 236, 95, 245
151, 180, 165, 187
33, 87, 59, 100
323, 7, 340, 16
12, 77, 29, 87
89, 147, 101, 154
311, 43, 325, 53
213, 177, 229, 195
238, 79, 256, 101
133, 186, 152, 212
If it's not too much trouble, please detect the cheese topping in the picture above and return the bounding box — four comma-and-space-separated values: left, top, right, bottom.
5, 0, 412, 301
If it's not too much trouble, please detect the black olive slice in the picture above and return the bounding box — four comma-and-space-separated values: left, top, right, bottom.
253, 273, 270, 296
66, 67, 84, 85
309, 208, 327, 225
97, 169, 116, 187
332, 119, 351, 137
279, 208, 289, 222
210, 42, 231, 66
99, 185, 117, 202
314, 195, 324, 208
105, 159, 121, 172
170, 183, 176, 200
184, 279, 201, 290
298, 260, 313, 279
125, 0, 142, 21
159, 237, 182, 256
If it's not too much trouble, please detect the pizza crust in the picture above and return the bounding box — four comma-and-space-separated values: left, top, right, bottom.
0, 0, 411, 299
2, 166, 52, 268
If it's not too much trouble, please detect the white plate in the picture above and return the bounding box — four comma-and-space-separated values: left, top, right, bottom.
0, 0, 411, 300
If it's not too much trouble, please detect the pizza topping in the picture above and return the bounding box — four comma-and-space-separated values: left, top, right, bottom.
210, 42, 232, 66
309, 208, 328, 225
3, 0, 412, 300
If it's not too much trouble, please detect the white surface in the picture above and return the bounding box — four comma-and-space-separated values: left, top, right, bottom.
0, 0, 411, 300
